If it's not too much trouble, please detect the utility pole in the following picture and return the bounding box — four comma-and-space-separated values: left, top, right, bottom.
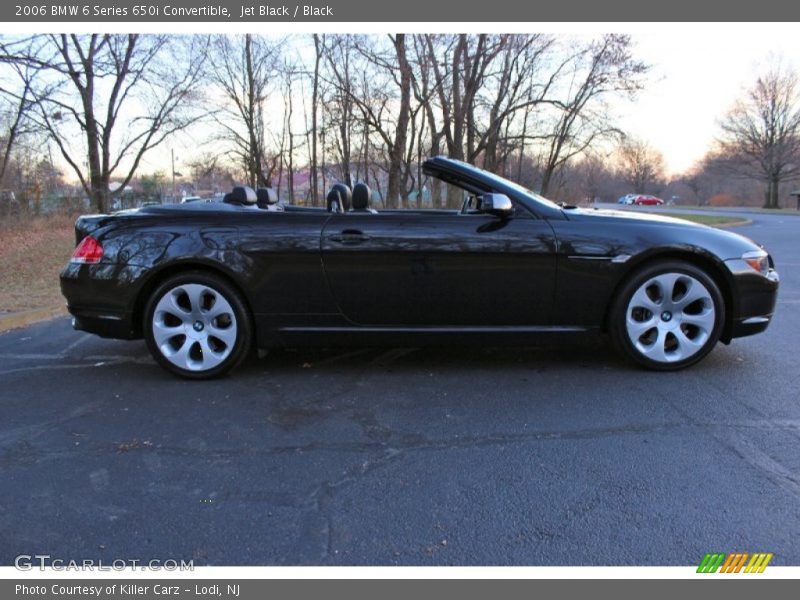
171, 149, 177, 203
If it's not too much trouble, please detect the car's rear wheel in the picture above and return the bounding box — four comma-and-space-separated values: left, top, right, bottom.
609, 260, 724, 370
144, 272, 252, 379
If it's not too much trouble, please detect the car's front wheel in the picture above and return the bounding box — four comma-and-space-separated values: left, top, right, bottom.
144, 272, 252, 379
609, 261, 724, 370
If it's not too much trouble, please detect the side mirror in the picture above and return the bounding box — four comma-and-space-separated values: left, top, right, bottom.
480, 193, 513, 218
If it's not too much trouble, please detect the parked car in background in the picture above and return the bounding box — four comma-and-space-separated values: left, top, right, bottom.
180, 196, 204, 204
632, 194, 665, 206
60, 157, 779, 379
617, 194, 636, 205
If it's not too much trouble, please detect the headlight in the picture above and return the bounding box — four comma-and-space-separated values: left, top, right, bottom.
742, 249, 769, 275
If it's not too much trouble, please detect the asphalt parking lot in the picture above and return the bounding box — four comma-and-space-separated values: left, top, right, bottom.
1, 209, 799, 566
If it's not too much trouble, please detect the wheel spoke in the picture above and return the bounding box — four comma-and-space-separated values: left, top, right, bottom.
208, 323, 237, 347
673, 328, 704, 359
626, 314, 657, 340
166, 291, 190, 316
206, 293, 234, 320
674, 280, 710, 311
630, 284, 661, 312
637, 328, 669, 362
183, 284, 209, 316
682, 309, 715, 332
198, 338, 225, 370
152, 317, 183, 347
162, 336, 193, 365
653, 273, 681, 304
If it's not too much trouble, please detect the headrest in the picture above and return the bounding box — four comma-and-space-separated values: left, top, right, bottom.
326, 188, 342, 212
331, 183, 351, 211
352, 183, 371, 210
256, 188, 279, 208
229, 186, 257, 205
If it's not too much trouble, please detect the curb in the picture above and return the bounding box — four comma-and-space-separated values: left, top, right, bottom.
0, 306, 67, 333
713, 219, 752, 229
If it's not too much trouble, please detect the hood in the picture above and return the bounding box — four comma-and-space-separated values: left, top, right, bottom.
564, 207, 706, 228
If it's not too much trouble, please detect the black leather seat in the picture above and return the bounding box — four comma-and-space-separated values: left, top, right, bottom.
224, 186, 258, 206
326, 183, 352, 213
350, 182, 377, 213
256, 188, 282, 211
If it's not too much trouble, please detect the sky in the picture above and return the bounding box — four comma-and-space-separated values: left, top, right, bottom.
13, 23, 800, 183
621, 26, 800, 175
136, 24, 800, 181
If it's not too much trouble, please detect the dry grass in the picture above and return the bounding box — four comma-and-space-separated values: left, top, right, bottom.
670, 214, 750, 227
0, 213, 78, 314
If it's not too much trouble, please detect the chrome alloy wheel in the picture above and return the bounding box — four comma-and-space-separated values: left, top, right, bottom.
625, 272, 716, 364
151, 283, 238, 372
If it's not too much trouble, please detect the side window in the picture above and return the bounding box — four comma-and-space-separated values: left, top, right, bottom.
390, 177, 480, 211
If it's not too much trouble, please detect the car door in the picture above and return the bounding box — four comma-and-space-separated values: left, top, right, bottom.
237, 208, 339, 316
320, 205, 557, 327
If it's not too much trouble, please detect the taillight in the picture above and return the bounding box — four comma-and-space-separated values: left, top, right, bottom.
71, 236, 104, 264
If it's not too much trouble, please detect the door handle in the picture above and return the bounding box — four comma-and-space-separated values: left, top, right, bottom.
328, 230, 371, 244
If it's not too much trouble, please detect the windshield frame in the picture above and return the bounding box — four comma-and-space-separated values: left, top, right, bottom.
423, 156, 565, 219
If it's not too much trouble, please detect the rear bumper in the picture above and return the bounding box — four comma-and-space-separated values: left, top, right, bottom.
70, 309, 138, 339
60, 262, 148, 340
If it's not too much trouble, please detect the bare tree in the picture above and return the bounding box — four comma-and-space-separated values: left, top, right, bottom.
281, 62, 296, 201
718, 62, 800, 208
538, 34, 647, 196
185, 152, 234, 195
0, 52, 38, 186
426, 34, 506, 164
207, 34, 283, 189
413, 34, 507, 206
473, 34, 554, 173
617, 138, 666, 194
321, 35, 414, 206
320, 35, 358, 187
386, 33, 412, 206
1, 34, 207, 213
309, 34, 323, 204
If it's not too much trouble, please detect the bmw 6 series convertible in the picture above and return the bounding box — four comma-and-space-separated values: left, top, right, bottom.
60, 157, 779, 378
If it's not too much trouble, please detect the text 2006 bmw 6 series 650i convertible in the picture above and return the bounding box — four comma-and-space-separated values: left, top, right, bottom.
60, 157, 779, 379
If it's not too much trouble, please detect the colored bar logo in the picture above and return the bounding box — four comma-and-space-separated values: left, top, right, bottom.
697, 552, 773, 573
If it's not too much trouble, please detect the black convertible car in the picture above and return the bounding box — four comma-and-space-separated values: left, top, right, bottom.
60, 157, 779, 378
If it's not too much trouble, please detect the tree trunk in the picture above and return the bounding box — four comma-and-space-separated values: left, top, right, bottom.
386, 34, 412, 209
311, 34, 321, 206
286, 80, 294, 202
540, 171, 553, 198
765, 175, 780, 209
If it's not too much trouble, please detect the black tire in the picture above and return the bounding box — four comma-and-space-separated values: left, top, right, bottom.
609, 260, 725, 371
143, 271, 253, 379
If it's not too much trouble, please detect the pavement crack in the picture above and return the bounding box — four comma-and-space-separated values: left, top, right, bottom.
0, 401, 105, 449
304, 446, 404, 561
10, 419, 800, 466
651, 377, 800, 501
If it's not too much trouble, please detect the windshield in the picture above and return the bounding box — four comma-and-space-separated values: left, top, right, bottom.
500, 178, 562, 209
442, 158, 562, 210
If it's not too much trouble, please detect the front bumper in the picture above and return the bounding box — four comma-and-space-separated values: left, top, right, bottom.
724, 259, 779, 340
